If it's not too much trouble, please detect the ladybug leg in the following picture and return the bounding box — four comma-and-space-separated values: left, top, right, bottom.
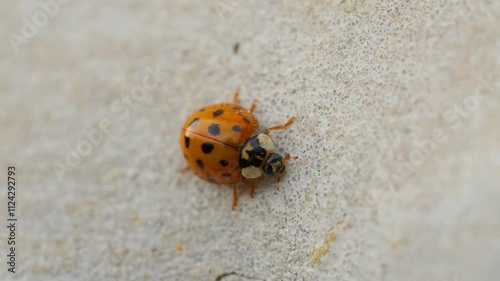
232, 88, 241, 104
243, 178, 256, 198
180, 165, 190, 173
249, 99, 258, 113
232, 184, 239, 211
263, 117, 295, 134
274, 153, 298, 189
232, 88, 257, 113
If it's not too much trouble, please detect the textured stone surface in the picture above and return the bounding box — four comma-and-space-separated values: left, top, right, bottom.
1, 1, 499, 280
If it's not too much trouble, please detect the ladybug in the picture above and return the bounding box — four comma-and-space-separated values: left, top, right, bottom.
180, 89, 297, 210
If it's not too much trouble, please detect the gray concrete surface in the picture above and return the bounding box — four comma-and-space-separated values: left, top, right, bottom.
1, 1, 499, 280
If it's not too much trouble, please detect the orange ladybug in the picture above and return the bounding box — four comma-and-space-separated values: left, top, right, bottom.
180, 89, 297, 210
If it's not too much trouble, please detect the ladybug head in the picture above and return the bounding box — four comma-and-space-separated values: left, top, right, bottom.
239, 133, 296, 182
263, 152, 285, 175
263, 152, 296, 183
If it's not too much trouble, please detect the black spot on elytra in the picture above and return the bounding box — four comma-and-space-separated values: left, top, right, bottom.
232, 125, 241, 132
184, 136, 190, 148
196, 159, 204, 169
189, 118, 199, 128
208, 123, 220, 136
243, 117, 250, 124
201, 142, 214, 154
222, 173, 232, 178
213, 109, 224, 117
219, 160, 229, 166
